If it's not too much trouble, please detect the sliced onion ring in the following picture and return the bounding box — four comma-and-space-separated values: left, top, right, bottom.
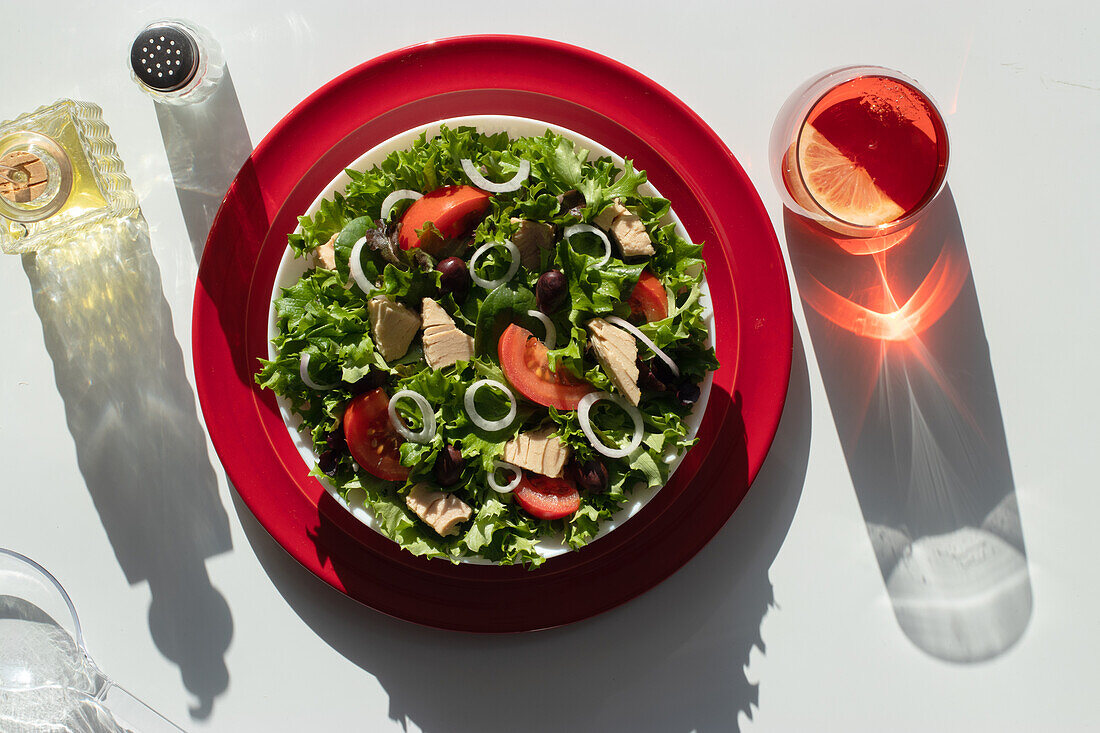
464, 379, 517, 432
577, 391, 644, 459
564, 224, 612, 268
388, 390, 437, 444
526, 310, 556, 350
460, 158, 530, 193
349, 236, 373, 295
605, 315, 680, 378
299, 352, 336, 391
488, 460, 522, 494
380, 189, 422, 221
469, 240, 521, 290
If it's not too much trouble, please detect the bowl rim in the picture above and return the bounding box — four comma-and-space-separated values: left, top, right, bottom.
265, 113, 718, 562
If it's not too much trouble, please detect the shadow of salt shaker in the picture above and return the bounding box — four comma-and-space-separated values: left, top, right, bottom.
129, 19, 253, 262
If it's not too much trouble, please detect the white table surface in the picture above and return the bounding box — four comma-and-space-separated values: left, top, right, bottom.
2, 2, 1098, 731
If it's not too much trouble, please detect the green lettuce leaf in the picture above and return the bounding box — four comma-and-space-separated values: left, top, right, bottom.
256, 124, 718, 568
473, 283, 537, 356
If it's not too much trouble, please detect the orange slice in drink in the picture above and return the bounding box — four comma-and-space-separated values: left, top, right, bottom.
797, 123, 906, 227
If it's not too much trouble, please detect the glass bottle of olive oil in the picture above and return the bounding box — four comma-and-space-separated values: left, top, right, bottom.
0, 100, 138, 254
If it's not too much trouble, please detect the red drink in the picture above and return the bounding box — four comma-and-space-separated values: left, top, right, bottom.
771, 68, 949, 236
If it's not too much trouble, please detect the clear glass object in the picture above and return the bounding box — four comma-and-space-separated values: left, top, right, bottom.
0, 548, 184, 732
129, 20, 224, 106
770, 66, 949, 238
0, 100, 138, 255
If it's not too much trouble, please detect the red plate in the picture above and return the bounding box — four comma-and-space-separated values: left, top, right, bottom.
193, 35, 792, 632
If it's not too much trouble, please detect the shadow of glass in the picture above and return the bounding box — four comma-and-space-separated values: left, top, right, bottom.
153, 66, 253, 262
236, 331, 811, 732
784, 187, 1032, 663
22, 214, 234, 718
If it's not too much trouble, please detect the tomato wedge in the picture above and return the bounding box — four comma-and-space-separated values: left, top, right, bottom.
498, 324, 595, 410
627, 271, 669, 322
513, 473, 581, 520
398, 185, 492, 251
343, 388, 409, 482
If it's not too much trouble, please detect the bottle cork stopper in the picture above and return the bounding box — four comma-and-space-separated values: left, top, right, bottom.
0, 151, 49, 204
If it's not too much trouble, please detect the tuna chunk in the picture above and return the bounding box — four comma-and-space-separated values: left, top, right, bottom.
592, 201, 622, 230
368, 296, 420, 363
405, 482, 472, 537
510, 217, 555, 269
502, 425, 572, 478
593, 199, 655, 258
587, 317, 641, 406
421, 298, 474, 369
314, 233, 337, 270
421, 297, 454, 331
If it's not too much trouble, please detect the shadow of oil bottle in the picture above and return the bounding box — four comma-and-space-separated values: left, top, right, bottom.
785, 187, 1032, 662
22, 213, 233, 718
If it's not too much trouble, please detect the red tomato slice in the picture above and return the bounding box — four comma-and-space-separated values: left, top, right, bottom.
498, 324, 596, 411
343, 388, 409, 482
513, 473, 581, 520
398, 185, 492, 251
627, 271, 669, 322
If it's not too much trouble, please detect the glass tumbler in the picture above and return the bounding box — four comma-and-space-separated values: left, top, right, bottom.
0, 548, 183, 732
769, 66, 949, 238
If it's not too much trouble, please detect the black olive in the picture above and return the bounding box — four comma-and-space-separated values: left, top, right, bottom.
571, 458, 609, 493
437, 257, 471, 302
650, 357, 677, 387
558, 189, 585, 213
318, 449, 340, 477
677, 381, 701, 407
434, 444, 465, 487
344, 369, 387, 395
536, 270, 568, 314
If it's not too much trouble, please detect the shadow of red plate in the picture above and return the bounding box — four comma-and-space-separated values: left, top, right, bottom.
192, 35, 792, 632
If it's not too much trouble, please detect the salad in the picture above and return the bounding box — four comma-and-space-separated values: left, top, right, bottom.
256, 124, 717, 567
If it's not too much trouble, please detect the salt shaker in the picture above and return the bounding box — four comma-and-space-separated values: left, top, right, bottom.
129, 20, 224, 106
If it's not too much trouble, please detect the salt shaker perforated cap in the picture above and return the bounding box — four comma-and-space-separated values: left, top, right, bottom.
130, 23, 199, 93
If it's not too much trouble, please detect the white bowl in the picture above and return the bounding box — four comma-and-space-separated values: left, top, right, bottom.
268, 115, 715, 561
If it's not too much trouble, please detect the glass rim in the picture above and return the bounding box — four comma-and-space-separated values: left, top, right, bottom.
792, 65, 950, 233
0, 547, 85, 652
